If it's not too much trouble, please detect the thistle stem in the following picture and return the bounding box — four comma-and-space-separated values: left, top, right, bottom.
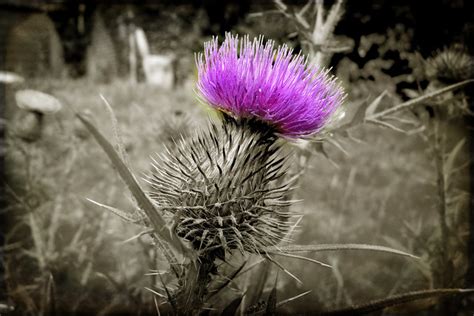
177, 256, 216, 315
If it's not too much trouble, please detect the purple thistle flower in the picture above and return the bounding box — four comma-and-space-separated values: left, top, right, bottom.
196, 34, 345, 138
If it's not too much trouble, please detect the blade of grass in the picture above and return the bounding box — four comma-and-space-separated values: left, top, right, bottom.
276, 290, 311, 308
153, 296, 161, 316
320, 288, 474, 315
266, 243, 418, 259
268, 251, 332, 268
86, 198, 144, 224
265, 255, 303, 285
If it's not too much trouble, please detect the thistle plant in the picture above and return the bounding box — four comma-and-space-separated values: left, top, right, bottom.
77, 33, 474, 315
147, 34, 344, 259
143, 34, 344, 313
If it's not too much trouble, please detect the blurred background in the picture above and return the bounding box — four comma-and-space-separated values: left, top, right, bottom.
1, 0, 474, 315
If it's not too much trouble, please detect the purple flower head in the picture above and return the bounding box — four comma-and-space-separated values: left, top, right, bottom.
196, 34, 345, 138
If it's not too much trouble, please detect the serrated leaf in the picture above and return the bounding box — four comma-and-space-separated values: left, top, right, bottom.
266, 243, 418, 259
221, 296, 243, 316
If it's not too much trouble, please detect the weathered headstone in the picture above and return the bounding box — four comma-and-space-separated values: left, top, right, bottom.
5, 13, 65, 77
86, 11, 118, 83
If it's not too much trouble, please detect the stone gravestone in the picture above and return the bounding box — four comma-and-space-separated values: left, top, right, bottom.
86, 11, 118, 83
142, 54, 175, 89
135, 27, 175, 89
5, 13, 65, 77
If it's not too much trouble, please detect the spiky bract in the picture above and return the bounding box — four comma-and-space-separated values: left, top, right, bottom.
146, 116, 294, 257
196, 34, 345, 138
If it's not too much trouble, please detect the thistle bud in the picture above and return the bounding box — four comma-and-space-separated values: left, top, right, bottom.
426, 46, 474, 83
147, 116, 294, 257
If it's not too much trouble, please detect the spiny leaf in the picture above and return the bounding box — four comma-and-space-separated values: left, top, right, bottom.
319, 288, 474, 315
266, 243, 418, 259
76, 112, 189, 257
